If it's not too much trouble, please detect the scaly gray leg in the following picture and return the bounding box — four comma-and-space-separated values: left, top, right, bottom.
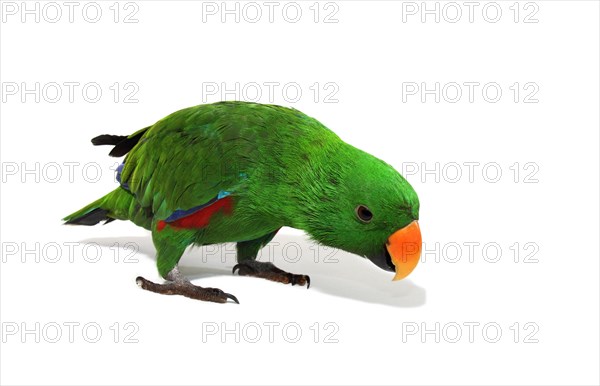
233, 260, 310, 288
136, 267, 239, 304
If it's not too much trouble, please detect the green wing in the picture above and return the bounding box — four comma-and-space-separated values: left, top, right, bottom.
120, 102, 260, 221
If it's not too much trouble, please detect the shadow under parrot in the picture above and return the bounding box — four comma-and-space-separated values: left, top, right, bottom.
82, 233, 426, 308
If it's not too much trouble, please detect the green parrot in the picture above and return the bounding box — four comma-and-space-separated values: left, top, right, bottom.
63, 101, 422, 304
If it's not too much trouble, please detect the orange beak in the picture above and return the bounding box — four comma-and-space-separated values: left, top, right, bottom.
386, 221, 422, 281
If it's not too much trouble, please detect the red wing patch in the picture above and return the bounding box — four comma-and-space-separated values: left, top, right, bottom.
157, 196, 234, 231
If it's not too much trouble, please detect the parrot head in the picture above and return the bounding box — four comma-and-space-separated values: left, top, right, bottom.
299, 146, 421, 281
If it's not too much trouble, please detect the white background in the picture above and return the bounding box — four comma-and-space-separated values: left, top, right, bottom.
1, 1, 599, 385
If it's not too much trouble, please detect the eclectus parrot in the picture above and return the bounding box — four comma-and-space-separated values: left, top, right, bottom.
63, 102, 422, 304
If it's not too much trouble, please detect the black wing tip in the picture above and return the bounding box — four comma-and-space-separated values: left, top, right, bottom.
93, 128, 149, 157
64, 208, 111, 226
108, 130, 147, 157
108, 146, 130, 158
91, 134, 127, 146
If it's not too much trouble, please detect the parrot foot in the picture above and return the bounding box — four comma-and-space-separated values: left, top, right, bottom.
135, 274, 239, 304
232, 260, 310, 289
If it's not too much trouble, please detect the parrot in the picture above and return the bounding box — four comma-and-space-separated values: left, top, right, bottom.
63, 101, 422, 304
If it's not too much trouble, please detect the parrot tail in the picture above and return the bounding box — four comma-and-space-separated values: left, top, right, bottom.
62, 188, 137, 226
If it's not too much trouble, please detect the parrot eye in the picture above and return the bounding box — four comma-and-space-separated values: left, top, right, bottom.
355, 205, 373, 223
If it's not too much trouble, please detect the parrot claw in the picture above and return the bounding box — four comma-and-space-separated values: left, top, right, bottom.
135, 275, 239, 304
225, 292, 240, 304
232, 260, 311, 289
